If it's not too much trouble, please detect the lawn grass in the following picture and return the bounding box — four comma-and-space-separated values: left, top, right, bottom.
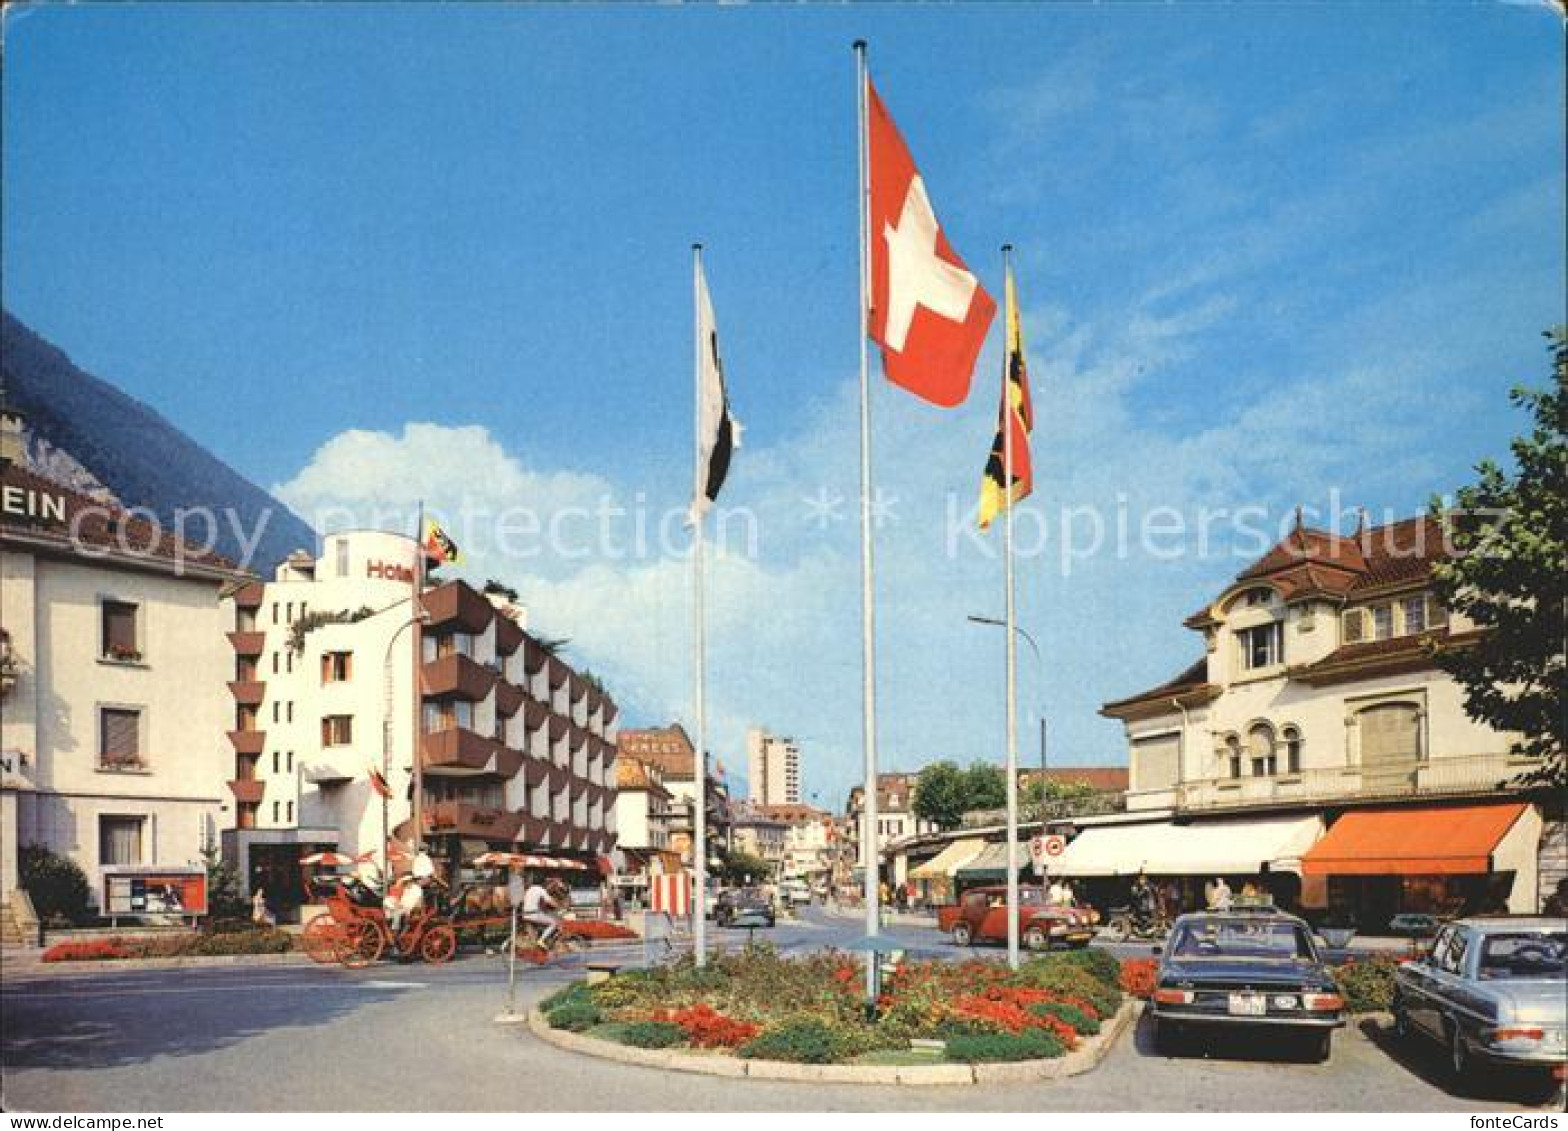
848, 1047, 948, 1067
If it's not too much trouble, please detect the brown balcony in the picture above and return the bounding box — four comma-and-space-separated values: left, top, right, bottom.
602, 699, 619, 727
523, 697, 548, 732
420, 582, 494, 634
227, 681, 266, 706
232, 582, 265, 610
547, 656, 569, 690
523, 637, 548, 676
524, 756, 551, 789
494, 679, 524, 717
423, 800, 522, 840
422, 727, 518, 777
227, 729, 267, 756
227, 631, 266, 656
547, 714, 569, 742
421, 653, 496, 701
494, 615, 523, 657
228, 779, 265, 804
518, 816, 549, 847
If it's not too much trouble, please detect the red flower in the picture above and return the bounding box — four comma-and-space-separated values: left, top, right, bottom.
1119, 958, 1158, 999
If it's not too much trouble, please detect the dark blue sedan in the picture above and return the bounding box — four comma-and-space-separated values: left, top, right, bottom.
1150, 907, 1346, 1062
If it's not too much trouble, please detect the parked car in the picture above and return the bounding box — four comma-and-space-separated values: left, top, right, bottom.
1392, 916, 1567, 1092
714, 886, 775, 928
936, 884, 1096, 951
778, 879, 813, 907
1149, 907, 1345, 1061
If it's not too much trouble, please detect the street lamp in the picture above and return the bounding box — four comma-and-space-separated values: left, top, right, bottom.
967, 615, 1048, 796
382, 609, 429, 883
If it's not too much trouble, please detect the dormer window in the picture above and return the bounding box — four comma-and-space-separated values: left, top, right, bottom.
1243, 587, 1274, 607
1237, 622, 1283, 670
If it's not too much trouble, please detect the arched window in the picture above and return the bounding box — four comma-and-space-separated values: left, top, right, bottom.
1219, 734, 1242, 779
1247, 722, 1277, 777
1281, 726, 1302, 774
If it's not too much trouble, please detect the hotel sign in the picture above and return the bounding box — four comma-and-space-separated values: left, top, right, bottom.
1, 483, 67, 527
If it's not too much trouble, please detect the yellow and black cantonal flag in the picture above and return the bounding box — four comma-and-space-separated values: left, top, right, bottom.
977, 265, 1034, 530
423, 518, 461, 565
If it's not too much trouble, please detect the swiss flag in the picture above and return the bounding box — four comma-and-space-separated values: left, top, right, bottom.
867, 80, 996, 408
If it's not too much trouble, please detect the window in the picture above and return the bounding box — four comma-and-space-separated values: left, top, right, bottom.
101, 600, 140, 661
1371, 604, 1395, 641
236, 704, 259, 733
1358, 703, 1420, 765
1342, 609, 1366, 644
1243, 587, 1273, 607
1237, 622, 1283, 670
99, 708, 143, 769
1282, 726, 1303, 774
286, 702, 294, 723
334, 538, 349, 577
272, 751, 280, 774
1247, 723, 1276, 777
1401, 595, 1428, 635
99, 816, 144, 866
271, 652, 279, 675
321, 715, 354, 746
286, 751, 294, 772
285, 602, 294, 623
423, 701, 473, 733
272, 702, 280, 724
321, 651, 353, 683
272, 801, 281, 822
286, 801, 294, 823
1222, 735, 1243, 779
427, 633, 474, 661
271, 602, 279, 625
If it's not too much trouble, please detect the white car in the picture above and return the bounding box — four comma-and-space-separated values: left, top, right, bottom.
779, 880, 813, 906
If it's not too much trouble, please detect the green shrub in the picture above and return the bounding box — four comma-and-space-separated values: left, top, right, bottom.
944, 1029, 1065, 1063
547, 1001, 603, 1032
190, 928, 295, 956
1017, 961, 1121, 1018
1332, 959, 1398, 1014
616, 1020, 685, 1049
1046, 947, 1121, 988
541, 981, 592, 1012
739, 1018, 844, 1063
1027, 1000, 1100, 1035
20, 844, 92, 924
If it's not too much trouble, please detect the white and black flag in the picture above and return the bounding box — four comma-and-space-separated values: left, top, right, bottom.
691, 256, 741, 524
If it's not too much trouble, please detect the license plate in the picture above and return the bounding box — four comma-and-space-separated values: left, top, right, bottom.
1227, 993, 1267, 1016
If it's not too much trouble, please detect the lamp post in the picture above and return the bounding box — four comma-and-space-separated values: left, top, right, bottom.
967, 614, 1047, 784
382, 608, 429, 883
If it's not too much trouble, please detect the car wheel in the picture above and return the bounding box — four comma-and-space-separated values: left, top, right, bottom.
1024, 925, 1050, 952
1449, 1022, 1472, 1080
951, 922, 973, 947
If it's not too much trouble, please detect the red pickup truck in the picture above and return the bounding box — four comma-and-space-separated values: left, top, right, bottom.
936, 884, 1098, 951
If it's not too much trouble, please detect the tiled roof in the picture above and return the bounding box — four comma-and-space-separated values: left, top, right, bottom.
1, 463, 245, 577
1100, 657, 1213, 714
1294, 627, 1483, 679
614, 757, 671, 798
1015, 767, 1130, 793
755, 803, 831, 826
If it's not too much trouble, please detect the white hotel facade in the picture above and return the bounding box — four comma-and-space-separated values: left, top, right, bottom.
221, 530, 618, 909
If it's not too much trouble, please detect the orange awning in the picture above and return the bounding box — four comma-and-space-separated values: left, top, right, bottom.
1302, 803, 1526, 876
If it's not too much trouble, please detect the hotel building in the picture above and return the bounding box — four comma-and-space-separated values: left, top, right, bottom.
746, 726, 800, 806
1, 429, 250, 918
221, 530, 618, 907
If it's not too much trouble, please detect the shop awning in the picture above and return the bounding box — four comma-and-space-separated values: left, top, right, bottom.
1051, 815, 1324, 878
955, 841, 1027, 881
1302, 803, 1526, 876
910, 837, 986, 881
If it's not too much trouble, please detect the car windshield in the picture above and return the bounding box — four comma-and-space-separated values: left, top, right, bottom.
1477, 932, 1567, 980
1169, 918, 1315, 961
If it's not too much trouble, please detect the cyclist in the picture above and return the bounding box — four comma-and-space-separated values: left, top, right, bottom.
521, 873, 561, 948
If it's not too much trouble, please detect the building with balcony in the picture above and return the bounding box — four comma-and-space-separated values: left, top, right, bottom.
1083, 514, 1557, 924
617, 723, 732, 867
612, 756, 679, 884
219, 530, 618, 910
1, 453, 250, 912
730, 803, 789, 875
846, 772, 938, 873
758, 803, 835, 883
746, 726, 800, 806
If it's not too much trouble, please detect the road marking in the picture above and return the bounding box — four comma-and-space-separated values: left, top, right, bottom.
359, 979, 426, 989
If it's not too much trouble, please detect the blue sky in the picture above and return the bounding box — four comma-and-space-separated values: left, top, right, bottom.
4, 3, 1564, 807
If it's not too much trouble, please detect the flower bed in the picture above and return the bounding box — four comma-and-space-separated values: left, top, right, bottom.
543, 946, 1124, 1065
42, 928, 297, 962
1118, 957, 1158, 1000
1331, 957, 1400, 1013
561, 920, 638, 941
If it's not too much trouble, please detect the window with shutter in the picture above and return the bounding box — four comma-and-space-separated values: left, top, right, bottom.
1371, 604, 1395, 640
1358, 704, 1420, 765
1427, 596, 1449, 628
1342, 609, 1365, 644
99, 816, 144, 866
99, 708, 142, 768
101, 601, 140, 661
1401, 595, 1427, 634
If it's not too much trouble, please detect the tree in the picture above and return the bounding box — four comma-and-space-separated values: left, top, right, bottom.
712, 846, 772, 885
201, 840, 248, 920
961, 762, 1007, 811
1429, 328, 1567, 790
912, 761, 969, 830
1021, 777, 1102, 820
19, 843, 91, 925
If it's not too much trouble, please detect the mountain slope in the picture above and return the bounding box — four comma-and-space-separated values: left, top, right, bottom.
1, 310, 316, 573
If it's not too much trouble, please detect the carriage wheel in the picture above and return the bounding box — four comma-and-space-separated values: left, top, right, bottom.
420, 924, 458, 965
301, 913, 340, 964
338, 920, 385, 968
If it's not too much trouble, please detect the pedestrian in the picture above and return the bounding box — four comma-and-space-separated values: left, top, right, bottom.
1210, 876, 1234, 911
250, 887, 275, 928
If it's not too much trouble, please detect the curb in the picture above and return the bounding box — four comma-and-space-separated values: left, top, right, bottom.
523, 998, 1137, 1086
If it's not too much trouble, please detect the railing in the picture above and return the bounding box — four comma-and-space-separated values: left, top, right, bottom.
1170, 751, 1538, 812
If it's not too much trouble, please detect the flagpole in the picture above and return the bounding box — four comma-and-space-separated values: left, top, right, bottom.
412, 500, 425, 858
692, 243, 710, 967
1001, 247, 1020, 970
853, 38, 882, 1006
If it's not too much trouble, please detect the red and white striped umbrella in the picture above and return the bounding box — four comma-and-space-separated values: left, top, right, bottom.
299, 851, 356, 867
471, 851, 588, 871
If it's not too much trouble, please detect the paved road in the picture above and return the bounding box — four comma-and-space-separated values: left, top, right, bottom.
2, 910, 1558, 1112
